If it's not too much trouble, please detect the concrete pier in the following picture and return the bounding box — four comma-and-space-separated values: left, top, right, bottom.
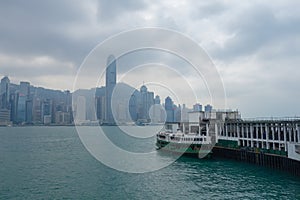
213, 117, 300, 176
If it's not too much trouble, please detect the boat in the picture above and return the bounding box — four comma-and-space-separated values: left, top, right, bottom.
156, 125, 213, 158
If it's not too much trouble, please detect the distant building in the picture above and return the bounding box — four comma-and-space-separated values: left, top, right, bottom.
165, 96, 174, 123
95, 87, 105, 122
193, 103, 202, 112
0, 76, 10, 109
154, 95, 160, 104
129, 93, 138, 121
139, 85, 154, 122
20, 81, 30, 97
0, 108, 11, 126
105, 55, 117, 124
0, 77, 12, 125
174, 104, 181, 123
55, 111, 71, 125
41, 99, 53, 124
17, 94, 26, 123
205, 104, 213, 112
25, 98, 33, 124
181, 104, 191, 122
150, 95, 164, 123
75, 96, 86, 123
32, 96, 42, 124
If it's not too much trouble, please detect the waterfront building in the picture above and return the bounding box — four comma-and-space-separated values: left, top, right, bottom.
174, 104, 181, 123
165, 96, 174, 123
55, 111, 71, 125
105, 55, 117, 124
154, 95, 160, 104
41, 99, 53, 124
95, 87, 106, 122
20, 81, 30, 97
17, 94, 26, 123
0, 76, 10, 109
75, 96, 86, 123
149, 95, 163, 124
181, 104, 190, 122
193, 103, 202, 112
0, 108, 11, 126
205, 104, 213, 112
25, 97, 33, 124
138, 85, 154, 122
129, 93, 138, 122
32, 96, 42, 124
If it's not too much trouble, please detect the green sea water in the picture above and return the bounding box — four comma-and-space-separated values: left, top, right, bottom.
0, 126, 299, 199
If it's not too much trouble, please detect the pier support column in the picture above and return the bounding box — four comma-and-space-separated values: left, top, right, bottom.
272, 124, 275, 149
293, 124, 296, 142
261, 124, 265, 149
241, 125, 244, 139
277, 124, 281, 151
288, 124, 292, 142
225, 124, 228, 138
256, 124, 259, 148
266, 123, 270, 149
284, 124, 287, 151
237, 123, 240, 145
250, 124, 254, 148
297, 124, 300, 143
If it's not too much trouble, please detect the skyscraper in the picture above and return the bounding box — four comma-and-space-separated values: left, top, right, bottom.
193, 103, 202, 112
139, 85, 154, 122
17, 94, 26, 123
165, 96, 174, 123
0, 76, 11, 125
20, 81, 30, 97
204, 104, 213, 112
0, 76, 10, 109
105, 55, 117, 124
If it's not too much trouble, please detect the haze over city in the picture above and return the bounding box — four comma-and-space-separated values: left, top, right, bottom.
0, 0, 299, 118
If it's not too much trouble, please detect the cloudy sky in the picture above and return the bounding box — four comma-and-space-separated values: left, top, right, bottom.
0, 0, 299, 118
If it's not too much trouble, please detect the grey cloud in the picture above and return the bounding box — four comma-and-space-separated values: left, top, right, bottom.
0, 0, 98, 65
97, 0, 148, 22
0, 0, 299, 117
214, 4, 300, 61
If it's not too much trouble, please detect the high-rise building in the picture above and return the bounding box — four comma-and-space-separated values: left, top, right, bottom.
150, 95, 163, 123
154, 95, 160, 104
75, 96, 86, 123
41, 99, 53, 124
105, 55, 117, 124
20, 81, 30, 97
0, 76, 10, 109
17, 94, 26, 123
181, 104, 190, 122
129, 93, 138, 121
165, 96, 174, 123
25, 98, 33, 124
95, 87, 105, 122
205, 104, 213, 112
174, 104, 181, 122
139, 85, 154, 122
0, 76, 11, 125
32, 96, 42, 124
193, 103, 202, 112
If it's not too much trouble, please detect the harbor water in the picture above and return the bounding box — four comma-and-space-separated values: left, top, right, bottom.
0, 127, 299, 199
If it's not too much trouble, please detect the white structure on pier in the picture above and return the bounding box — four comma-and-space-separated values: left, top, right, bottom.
188, 110, 300, 161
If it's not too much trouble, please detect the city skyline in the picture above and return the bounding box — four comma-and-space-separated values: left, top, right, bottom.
0, 1, 300, 118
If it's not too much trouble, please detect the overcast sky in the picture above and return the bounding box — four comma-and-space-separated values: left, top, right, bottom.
0, 0, 299, 118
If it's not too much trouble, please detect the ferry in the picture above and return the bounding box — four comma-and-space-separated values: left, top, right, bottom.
156, 124, 213, 157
